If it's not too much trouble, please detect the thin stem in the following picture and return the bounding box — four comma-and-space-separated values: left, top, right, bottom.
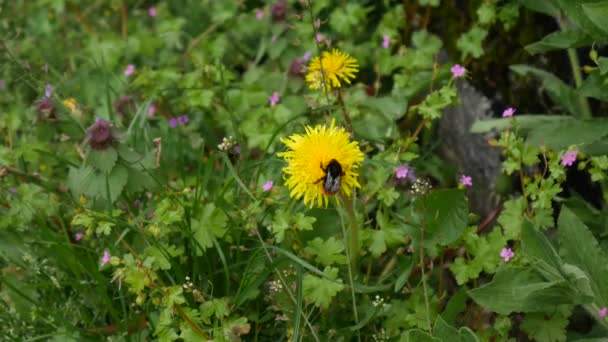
418, 199, 432, 332
342, 193, 359, 269
338, 204, 360, 342
557, 18, 591, 119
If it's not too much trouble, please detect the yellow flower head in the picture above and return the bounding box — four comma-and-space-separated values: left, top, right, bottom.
63, 98, 80, 113
277, 120, 365, 208
305, 49, 359, 92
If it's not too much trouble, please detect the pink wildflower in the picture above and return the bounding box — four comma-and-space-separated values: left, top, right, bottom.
315, 33, 324, 43
382, 35, 390, 49
147, 104, 157, 117
561, 150, 578, 167
268, 91, 280, 106
599, 307, 607, 318
148, 7, 157, 17
450, 64, 466, 78
169, 118, 178, 128
101, 250, 111, 266
502, 107, 516, 118
460, 175, 473, 187
500, 247, 514, 262
395, 165, 410, 179
256, 8, 265, 20
124, 64, 135, 77
74, 232, 84, 241
262, 180, 274, 192
177, 115, 189, 125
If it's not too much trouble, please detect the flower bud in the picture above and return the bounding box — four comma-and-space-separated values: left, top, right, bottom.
86, 118, 116, 150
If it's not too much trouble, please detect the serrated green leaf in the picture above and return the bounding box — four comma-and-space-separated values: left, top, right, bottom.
498, 197, 526, 240
87, 148, 117, 174
558, 206, 608, 304
192, 203, 228, 255
417, 189, 468, 246
302, 266, 344, 309
457, 26, 488, 59
520, 307, 571, 342
469, 267, 575, 315
304, 237, 347, 265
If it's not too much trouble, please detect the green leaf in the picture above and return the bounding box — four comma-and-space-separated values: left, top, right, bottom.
520, 307, 571, 342
417, 189, 468, 247
304, 237, 347, 266
433, 316, 480, 342
87, 148, 117, 174
270, 209, 290, 243
519, 0, 560, 17
369, 229, 387, 257
106, 164, 128, 203
417, 85, 458, 121
192, 203, 228, 255
521, 220, 563, 280
399, 330, 441, 342
378, 187, 400, 206
498, 197, 526, 240
468, 267, 575, 315
457, 26, 488, 59
449, 229, 506, 285
302, 266, 344, 309
525, 29, 595, 55
510, 64, 580, 116
293, 212, 316, 231
581, 2, 608, 35
558, 206, 608, 304
477, 2, 496, 25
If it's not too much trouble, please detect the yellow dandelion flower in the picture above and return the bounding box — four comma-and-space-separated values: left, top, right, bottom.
63, 98, 80, 114
277, 120, 365, 208
305, 49, 359, 92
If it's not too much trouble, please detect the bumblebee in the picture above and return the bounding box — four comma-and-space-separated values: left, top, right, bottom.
315, 159, 345, 195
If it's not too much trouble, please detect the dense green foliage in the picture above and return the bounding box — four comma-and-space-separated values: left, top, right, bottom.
2, 0, 608, 341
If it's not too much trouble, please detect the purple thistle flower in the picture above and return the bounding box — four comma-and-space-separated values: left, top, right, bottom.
271, 0, 287, 22
86, 118, 116, 150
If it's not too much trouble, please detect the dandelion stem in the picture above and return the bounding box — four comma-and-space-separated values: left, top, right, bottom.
338, 201, 360, 342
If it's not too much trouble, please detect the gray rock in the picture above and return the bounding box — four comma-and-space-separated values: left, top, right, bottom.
439, 81, 502, 217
